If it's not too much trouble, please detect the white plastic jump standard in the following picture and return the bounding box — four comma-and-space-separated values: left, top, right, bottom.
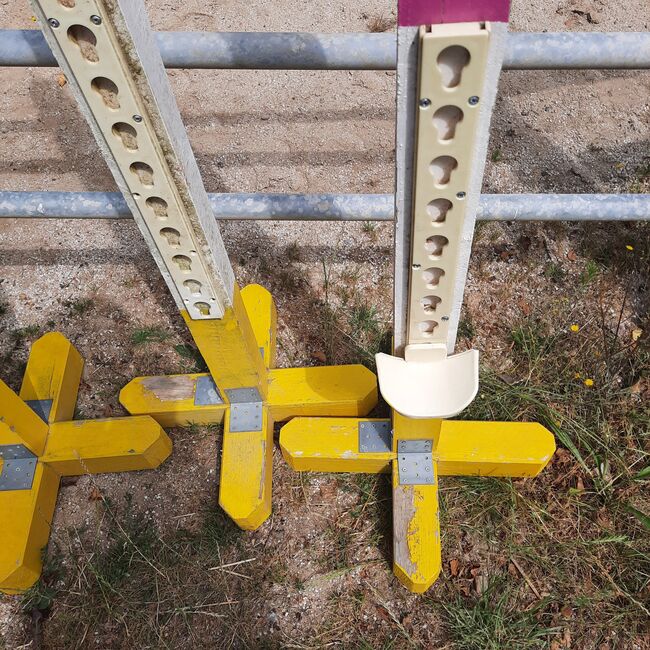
30, 0, 235, 320
377, 22, 506, 419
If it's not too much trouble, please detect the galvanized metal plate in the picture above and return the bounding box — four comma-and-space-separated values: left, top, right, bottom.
397, 439, 432, 454
194, 375, 223, 406
358, 420, 392, 453
0, 444, 37, 491
25, 398, 53, 423
225, 387, 263, 432
397, 439, 435, 485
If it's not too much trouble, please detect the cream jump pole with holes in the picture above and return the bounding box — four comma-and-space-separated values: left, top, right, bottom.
281, 0, 556, 593
0, 0, 556, 595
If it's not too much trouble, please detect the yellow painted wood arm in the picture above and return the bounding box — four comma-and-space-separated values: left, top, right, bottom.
240, 284, 277, 369
42, 417, 172, 476
0, 463, 60, 594
392, 460, 441, 593
183, 285, 268, 397
280, 418, 392, 473
0, 381, 49, 456
219, 407, 273, 530
437, 420, 555, 477
19, 332, 83, 423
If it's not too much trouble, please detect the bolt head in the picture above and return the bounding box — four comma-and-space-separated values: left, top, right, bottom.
456, 191, 466, 199
132, 114, 143, 123
468, 95, 480, 106
90, 15, 102, 25
419, 98, 431, 108
48, 18, 60, 28
441, 316, 449, 321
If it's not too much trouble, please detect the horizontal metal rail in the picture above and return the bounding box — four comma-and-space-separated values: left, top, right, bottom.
0, 192, 648, 221
1, 30, 649, 70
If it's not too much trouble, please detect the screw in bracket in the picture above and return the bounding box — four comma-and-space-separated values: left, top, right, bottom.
48, 18, 60, 28
90, 15, 102, 25
468, 96, 480, 106
419, 98, 431, 108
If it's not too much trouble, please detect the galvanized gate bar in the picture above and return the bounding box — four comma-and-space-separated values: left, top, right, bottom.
1, 191, 648, 221
1, 30, 649, 70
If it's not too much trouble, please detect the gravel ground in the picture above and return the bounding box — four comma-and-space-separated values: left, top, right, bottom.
0, 0, 648, 647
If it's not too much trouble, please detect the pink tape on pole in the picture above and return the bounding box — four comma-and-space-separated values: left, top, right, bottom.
398, 0, 510, 26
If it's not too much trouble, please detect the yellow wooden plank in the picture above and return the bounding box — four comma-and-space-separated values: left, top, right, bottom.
119, 372, 227, 427
0, 380, 49, 456
268, 365, 378, 421
392, 459, 441, 593
19, 332, 83, 423
437, 420, 556, 477
0, 463, 60, 594
42, 416, 172, 475
121, 364, 377, 427
183, 284, 267, 397
219, 406, 273, 530
280, 417, 393, 473
240, 284, 277, 370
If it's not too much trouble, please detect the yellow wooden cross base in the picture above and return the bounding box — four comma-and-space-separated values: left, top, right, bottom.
280, 412, 555, 593
120, 284, 378, 531
0, 332, 172, 594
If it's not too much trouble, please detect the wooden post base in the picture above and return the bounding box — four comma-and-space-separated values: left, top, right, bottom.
0, 333, 171, 594
280, 412, 555, 593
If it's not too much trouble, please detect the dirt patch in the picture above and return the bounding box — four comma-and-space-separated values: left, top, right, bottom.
0, 0, 649, 648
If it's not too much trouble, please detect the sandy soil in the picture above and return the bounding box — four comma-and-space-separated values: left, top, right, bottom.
0, 0, 648, 647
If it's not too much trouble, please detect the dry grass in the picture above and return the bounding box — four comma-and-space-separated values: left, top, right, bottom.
365, 14, 395, 33
2, 221, 648, 649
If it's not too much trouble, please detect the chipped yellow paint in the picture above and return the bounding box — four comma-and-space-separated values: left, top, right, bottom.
121, 283, 379, 533
120, 365, 377, 427
436, 420, 556, 477
19, 332, 83, 423
0, 380, 49, 456
392, 460, 441, 593
280, 417, 392, 473
183, 284, 268, 398
219, 406, 273, 530
0, 333, 172, 594
391, 411, 441, 592
240, 284, 277, 369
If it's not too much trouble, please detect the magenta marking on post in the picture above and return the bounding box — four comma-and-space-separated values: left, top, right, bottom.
398, 0, 510, 26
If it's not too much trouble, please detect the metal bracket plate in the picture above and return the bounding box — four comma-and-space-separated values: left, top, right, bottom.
194, 376, 224, 406
358, 420, 392, 453
25, 398, 53, 423
225, 387, 263, 432
0, 445, 38, 491
397, 439, 435, 485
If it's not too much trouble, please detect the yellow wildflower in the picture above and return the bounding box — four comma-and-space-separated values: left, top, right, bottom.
570, 324, 579, 332
584, 378, 594, 387
574, 372, 581, 379
626, 245, 634, 251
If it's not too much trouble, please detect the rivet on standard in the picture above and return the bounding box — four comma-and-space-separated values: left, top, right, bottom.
419, 98, 432, 108
132, 114, 143, 123
90, 15, 102, 25
48, 18, 60, 28
468, 96, 480, 106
